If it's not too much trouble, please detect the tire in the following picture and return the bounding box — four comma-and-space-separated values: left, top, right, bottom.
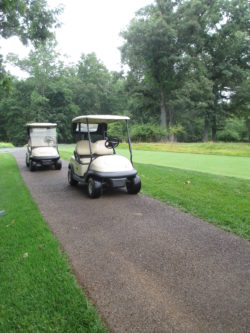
55, 159, 62, 170
26, 157, 30, 168
68, 168, 78, 186
87, 177, 102, 198
126, 175, 141, 194
29, 160, 36, 172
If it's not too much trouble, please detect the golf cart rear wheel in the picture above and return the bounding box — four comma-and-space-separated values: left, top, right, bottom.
126, 175, 141, 194
29, 160, 36, 172
55, 159, 62, 170
68, 168, 78, 186
87, 177, 102, 198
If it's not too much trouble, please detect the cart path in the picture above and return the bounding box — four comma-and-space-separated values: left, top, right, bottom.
11, 149, 250, 333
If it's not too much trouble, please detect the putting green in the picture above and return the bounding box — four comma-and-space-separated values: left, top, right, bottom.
118, 149, 250, 180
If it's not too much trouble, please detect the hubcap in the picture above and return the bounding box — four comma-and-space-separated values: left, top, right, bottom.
88, 179, 93, 195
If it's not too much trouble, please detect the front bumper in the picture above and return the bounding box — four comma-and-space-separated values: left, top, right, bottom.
30, 156, 60, 166
88, 169, 137, 179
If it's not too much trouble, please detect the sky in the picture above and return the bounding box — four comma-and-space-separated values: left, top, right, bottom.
1, 0, 153, 77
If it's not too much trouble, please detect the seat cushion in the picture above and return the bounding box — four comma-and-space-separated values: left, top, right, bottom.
93, 140, 113, 155
76, 140, 113, 156
76, 140, 90, 155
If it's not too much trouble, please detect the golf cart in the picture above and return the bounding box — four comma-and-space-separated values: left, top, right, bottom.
26, 122, 62, 171
68, 115, 141, 198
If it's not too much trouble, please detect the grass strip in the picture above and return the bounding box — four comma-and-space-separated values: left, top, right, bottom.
119, 142, 250, 157
59, 148, 250, 240
0, 153, 107, 333
0, 142, 14, 148
136, 163, 250, 240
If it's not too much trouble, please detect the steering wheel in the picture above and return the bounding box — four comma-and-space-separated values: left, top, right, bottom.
105, 137, 120, 149
44, 136, 55, 146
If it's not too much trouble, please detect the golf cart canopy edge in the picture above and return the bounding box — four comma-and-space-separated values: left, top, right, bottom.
72, 115, 130, 124
26, 122, 57, 128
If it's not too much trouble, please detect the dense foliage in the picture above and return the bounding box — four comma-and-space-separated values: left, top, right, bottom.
0, 0, 249, 145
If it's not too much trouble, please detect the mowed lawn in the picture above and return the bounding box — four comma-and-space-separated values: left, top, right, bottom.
0, 153, 107, 333
59, 144, 250, 240
59, 143, 250, 179
118, 149, 250, 180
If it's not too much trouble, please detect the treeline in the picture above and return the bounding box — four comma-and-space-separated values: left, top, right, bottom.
0, 0, 249, 145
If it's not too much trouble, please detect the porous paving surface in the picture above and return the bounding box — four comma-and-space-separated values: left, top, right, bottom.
10, 150, 250, 332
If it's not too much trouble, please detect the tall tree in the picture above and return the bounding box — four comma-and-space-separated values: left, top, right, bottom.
121, 1, 183, 130
76, 53, 111, 114
178, 0, 249, 141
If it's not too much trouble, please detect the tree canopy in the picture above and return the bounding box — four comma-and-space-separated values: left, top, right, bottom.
0, 0, 249, 144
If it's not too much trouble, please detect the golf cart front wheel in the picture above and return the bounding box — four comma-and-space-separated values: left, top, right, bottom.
68, 168, 78, 186
126, 175, 141, 194
87, 177, 102, 198
29, 160, 36, 172
26, 157, 30, 168
55, 159, 62, 170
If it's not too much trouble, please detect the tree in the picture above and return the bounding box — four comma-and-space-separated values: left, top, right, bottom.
230, 71, 250, 142
179, 0, 249, 141
76, 53, 112, 114
0, 0, 61, 44
121, 0, 249, 141
0, 0, 61, 92
121, 1, 183, 131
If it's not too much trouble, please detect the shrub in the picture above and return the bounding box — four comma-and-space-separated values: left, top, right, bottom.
108, 122, 127, 141
130, 124, 168, 142
217, 129, 240, 142
217, 117, 247, 142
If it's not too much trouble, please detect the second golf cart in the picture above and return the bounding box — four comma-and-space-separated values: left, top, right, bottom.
26, 122, 62, 171
68, 115, 141, 198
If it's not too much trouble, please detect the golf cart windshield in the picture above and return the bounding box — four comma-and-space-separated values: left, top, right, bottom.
29, 127, 57, 147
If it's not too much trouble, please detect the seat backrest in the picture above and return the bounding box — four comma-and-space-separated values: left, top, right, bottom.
76, 140, 113, 156
76, 140, 90, 155
93, 140, 113, 155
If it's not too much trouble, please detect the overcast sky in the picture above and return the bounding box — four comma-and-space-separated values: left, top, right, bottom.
1, 0, 153, 77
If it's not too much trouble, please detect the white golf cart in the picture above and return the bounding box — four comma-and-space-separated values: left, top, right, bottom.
26, 122, 62, 171
68, 115, 141, 198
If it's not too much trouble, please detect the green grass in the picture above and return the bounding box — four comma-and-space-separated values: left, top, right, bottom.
118, 149, 250, 180
0, 142, 14, 148
0, 153, 107, 333
59, 145, 250, 240
59, 144, 250, 180
119, 142, 250, 157
136, 163, 250, 240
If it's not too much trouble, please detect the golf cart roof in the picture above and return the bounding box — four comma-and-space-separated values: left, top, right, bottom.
26, 122, 57, 128
72, 115, 130, 124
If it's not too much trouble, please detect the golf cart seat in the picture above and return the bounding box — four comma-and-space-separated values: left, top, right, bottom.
75, 140, 113, 164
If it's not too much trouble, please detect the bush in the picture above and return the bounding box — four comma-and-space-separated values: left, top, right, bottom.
217, 129, 240, 142
217, 117, 247, 142
130, 124, 168, 142
108, 122, 127, 141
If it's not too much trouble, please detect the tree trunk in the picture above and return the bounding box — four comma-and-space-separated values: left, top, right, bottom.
203, 115, 209, 142
160, 86, 167, 129
169, 108, 175, 142
246, 117, 250, 143
211, 114, 216, 142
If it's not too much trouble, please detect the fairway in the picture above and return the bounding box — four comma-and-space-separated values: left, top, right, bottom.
118, 149, 250, 180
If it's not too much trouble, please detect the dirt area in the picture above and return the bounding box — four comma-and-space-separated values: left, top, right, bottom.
9, 149, 250, 332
